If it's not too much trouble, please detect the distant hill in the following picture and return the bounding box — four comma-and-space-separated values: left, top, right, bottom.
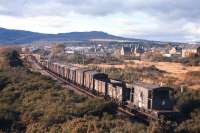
0, 27, 144, 45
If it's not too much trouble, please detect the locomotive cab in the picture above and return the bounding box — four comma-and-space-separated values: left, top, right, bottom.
128, 82, 173, 112
151, 87, 173, 110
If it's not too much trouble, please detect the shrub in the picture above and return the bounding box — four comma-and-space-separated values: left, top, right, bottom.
0, 61, 146, 132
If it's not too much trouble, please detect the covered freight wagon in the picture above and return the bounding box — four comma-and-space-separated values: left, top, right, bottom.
132, 82, 173, 111
57, 63, 62, 76
107, 80, 130, 104
64, 65, 72, 80
69, 66, 79, 83
94, 79, 108, 96
42, 60, 49, 69
52, 63, 59, 74
76, 68, 91, 86
84, 70, 108, 91
59, 64, 66, 78
49, 62, 54, 72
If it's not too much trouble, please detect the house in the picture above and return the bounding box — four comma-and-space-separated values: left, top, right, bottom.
114, 45, 145, 57
182, 45, 200, 57
113, 49, 121, 57
169, 46, 182, 55
120, 46, 133, 56
133, 45, 145, 57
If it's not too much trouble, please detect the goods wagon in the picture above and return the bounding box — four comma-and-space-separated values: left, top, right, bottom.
52, 63, 56, 72
40, 60, 44, 67
84, 70, 108, 91
42, 60, 49, 69
94, 79, 108, 96
52, 63, 59, 73
34, 56, 176, 119
32, 54, 41, 62
59, 64, 66, 78
44, 60, 49, 69
69, 66, 79, 83
57, 63, 62, 76
130, 82, 173, 111
76, 68, 91, 86
107, 80, 123, 103
56, 63, 60, 74
49, 62, 54, 72
64, 65, 72, 80
107, 80, 130, 104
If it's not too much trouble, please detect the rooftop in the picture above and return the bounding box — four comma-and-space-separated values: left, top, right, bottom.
76, 68, 91, 72
122, 46, 132, 53
133, 82, 162, 90
182, 44, 200, 49
70, 66, 80, 70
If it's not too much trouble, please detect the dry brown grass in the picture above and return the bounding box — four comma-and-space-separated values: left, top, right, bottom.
86, 60, 200, 90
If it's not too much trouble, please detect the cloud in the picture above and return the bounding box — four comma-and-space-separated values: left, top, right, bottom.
0, 0, 200, 42
1, 0, 200, 21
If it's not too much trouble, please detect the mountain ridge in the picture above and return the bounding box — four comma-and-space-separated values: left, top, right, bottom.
0, 27, 148, 45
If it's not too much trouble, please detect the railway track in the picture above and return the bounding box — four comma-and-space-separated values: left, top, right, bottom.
46, 68, 159, 121
28, 58, 137, 118
45, 68, 158, 123
27, 57, 160, 123
45, 67, 137, 118
27, 54, 181, 128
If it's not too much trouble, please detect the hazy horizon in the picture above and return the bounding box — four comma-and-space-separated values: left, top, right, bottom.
0, 0, 200, 42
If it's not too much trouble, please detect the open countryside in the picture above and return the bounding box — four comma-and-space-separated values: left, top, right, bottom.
0, 0, 200, 133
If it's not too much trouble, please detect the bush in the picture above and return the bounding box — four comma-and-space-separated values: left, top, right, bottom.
62, 116, 146, 133
0, 48, 23, 68
179, 56, 200, 66
176, 109, 200, 133
103, 65, 166, 83
0, 67, 142, 132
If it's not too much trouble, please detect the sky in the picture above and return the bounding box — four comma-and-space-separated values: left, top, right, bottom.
0, 0, 200, 42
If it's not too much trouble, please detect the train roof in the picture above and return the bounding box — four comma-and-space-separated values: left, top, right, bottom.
126, 83, 134, 88
76, 68, 91, 72
132, 82, 171, 90
110, 79, 123, 84
53, 62, 58, 64
85, 70, 106, 76
109, 79, 124, 87
60, 64, 66, 67
70, 66, 80, 70
56, 63, 63, 66
64, 65, 73, 68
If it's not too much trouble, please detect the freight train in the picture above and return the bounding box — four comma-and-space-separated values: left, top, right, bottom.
32, 54, 174, 119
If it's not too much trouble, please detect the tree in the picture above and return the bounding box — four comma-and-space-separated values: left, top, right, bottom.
6, 50, 23, 67
0, 48, 22, 68
52, 44, 65, 56
148, 119, 175, 133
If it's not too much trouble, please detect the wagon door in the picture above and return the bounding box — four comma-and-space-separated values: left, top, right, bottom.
116, 86, 123, 102
94, 79, 99, 92
138, 91, 143, 108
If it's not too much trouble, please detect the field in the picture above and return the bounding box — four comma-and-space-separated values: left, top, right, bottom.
0, 49, 149, 133
0, 47, 200, 132
85, 60, 200, 90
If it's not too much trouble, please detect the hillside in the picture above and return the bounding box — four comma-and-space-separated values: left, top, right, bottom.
0, 48, 200, 132
0, 27, 139, 44
0, 48, 148, 132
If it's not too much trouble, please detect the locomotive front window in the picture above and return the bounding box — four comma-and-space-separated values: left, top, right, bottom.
154, 90, 169, 99
152, 89, 172, 110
